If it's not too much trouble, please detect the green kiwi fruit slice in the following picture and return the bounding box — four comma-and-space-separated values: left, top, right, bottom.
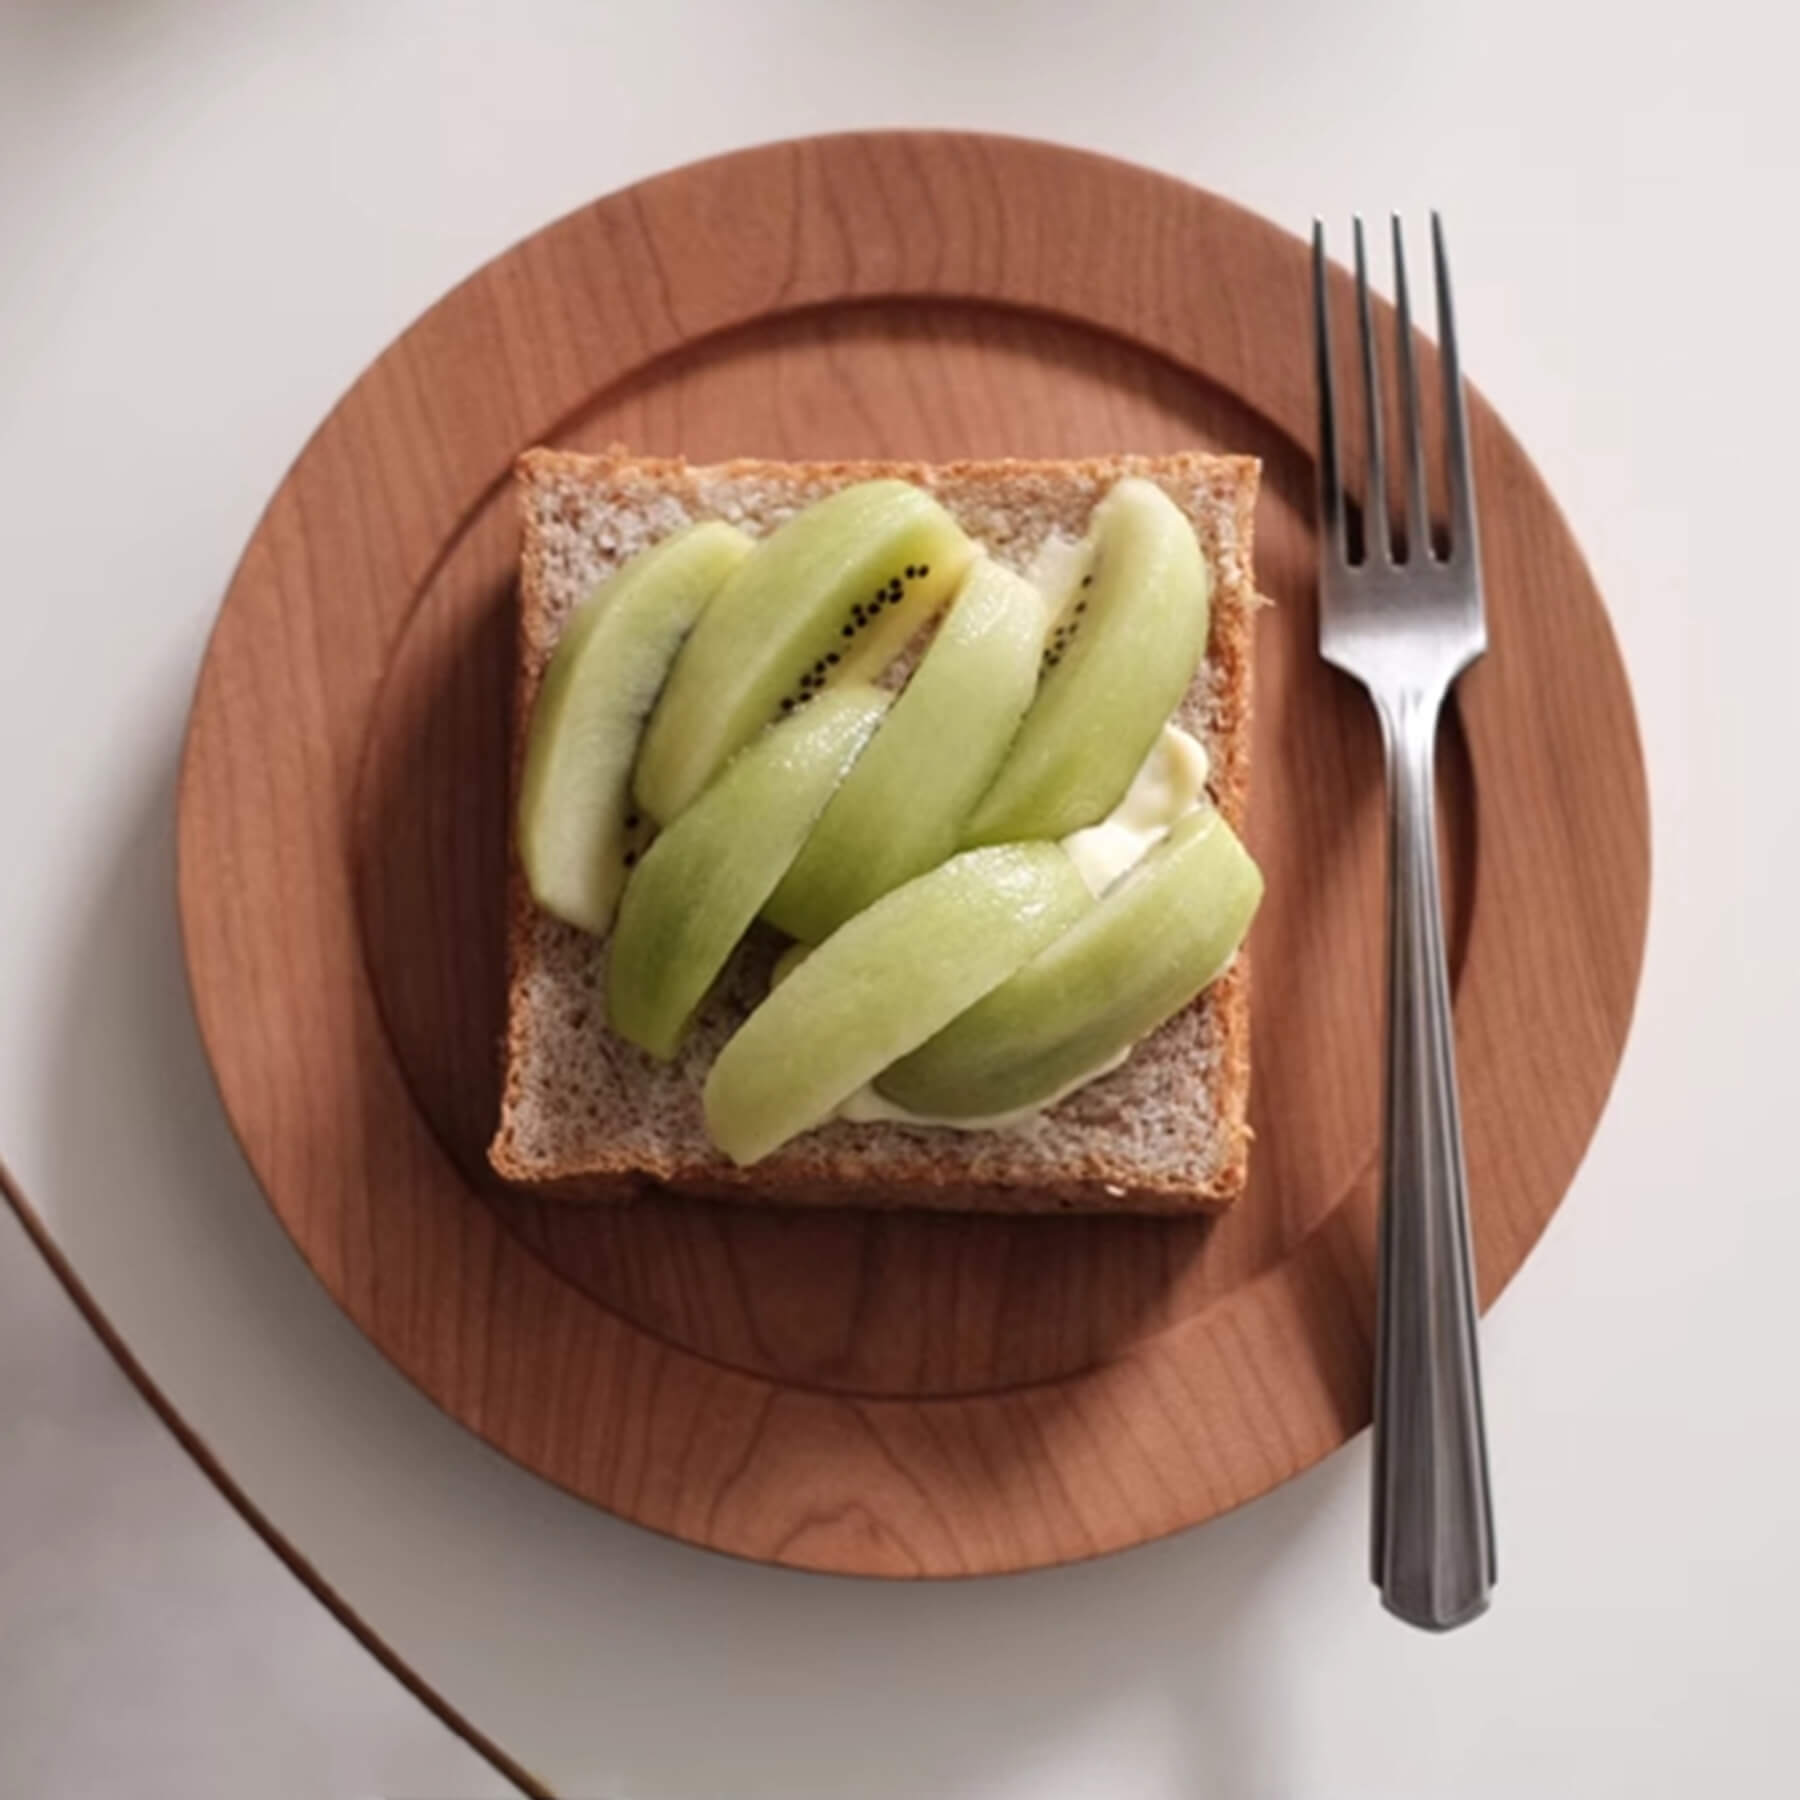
878, 808, 1261, 1118
632, 482, 977, 823
517, 522, 751, 936
761, 559, 1050, 943
607, 685, 890, 1059
962, 478, 1210, 844
703, 844, 1093, 1165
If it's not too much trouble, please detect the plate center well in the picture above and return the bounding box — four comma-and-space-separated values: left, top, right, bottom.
351, 295, 1476, 1398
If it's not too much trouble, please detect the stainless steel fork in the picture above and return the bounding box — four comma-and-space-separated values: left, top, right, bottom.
1312, 215, 1496, 1631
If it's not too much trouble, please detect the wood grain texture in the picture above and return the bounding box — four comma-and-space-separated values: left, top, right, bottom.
177, 134, 1650, 1575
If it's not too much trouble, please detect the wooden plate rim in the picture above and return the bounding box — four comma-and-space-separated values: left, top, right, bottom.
177, 132, 1650, 1576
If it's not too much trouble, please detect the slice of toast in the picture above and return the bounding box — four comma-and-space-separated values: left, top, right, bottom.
489, 447, 1261, 1214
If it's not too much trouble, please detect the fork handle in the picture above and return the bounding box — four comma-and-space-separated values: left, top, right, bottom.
1371, 688, 1496, 1631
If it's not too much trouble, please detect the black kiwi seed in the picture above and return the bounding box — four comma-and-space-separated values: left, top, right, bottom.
919, 564, 930, 576
1081, 574, 1093, 587
826, 652, 840, 665
624, 811, 640, 830
623, 850, 638, 868
780, 698, 794, 712
842, 624, 854, 638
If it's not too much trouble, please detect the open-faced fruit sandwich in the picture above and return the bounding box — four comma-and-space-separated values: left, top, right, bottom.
490, 448, 1263, 1214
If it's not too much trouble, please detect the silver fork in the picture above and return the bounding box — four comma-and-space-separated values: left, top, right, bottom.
1312, 214, 1496, 1632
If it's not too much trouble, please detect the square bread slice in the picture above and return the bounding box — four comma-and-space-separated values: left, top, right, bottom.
489, 447, 1261, 1214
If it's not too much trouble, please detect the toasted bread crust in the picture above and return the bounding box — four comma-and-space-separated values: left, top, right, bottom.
490, 447, 1261, 1213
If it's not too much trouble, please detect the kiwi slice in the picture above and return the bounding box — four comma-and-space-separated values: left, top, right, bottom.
703, 844, 1093, 1165
878, 808, 1262, 1118
633, 482, 977, 823
761, 559, 1050, 943
607, 685, 890, 1059
962, 478, 1210, 844
517, 522, 751, 936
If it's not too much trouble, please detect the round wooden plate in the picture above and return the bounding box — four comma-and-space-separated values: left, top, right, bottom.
178, 134, 1648, 1577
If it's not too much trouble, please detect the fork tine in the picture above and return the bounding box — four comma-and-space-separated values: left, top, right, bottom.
1390, 216, 1431, 562
1433, 213, 1478, 569
1311, 220, 1347, 565
1354, 217, 1390, 563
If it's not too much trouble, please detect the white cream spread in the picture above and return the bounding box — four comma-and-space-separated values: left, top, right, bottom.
1022, 530, 1095, 625
1060, 724, 1210, 899
831, 722, 1212, 1132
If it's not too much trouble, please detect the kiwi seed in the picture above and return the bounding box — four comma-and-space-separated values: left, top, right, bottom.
776, 552, 967, 712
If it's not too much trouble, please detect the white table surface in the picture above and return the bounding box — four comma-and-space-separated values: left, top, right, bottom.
4, 1, 1797, 1794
